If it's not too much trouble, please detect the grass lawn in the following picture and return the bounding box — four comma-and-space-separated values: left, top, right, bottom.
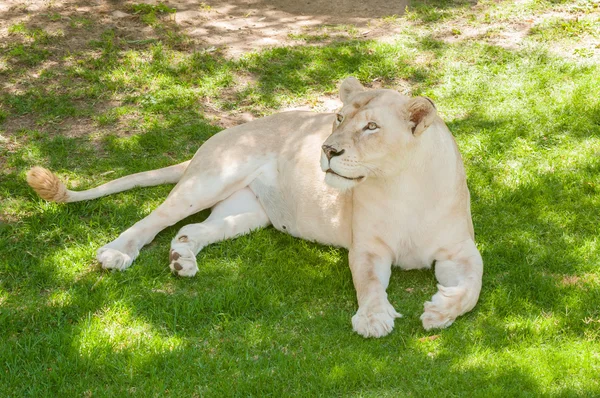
1, 0, 599, 396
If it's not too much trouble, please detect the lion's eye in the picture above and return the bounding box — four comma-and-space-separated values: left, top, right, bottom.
336, 113, 344, 123
367, 122, 378, 130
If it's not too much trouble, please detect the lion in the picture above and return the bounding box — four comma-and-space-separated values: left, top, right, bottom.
27, 77, 483, 337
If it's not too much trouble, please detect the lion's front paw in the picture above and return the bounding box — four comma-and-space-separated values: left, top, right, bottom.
97, 247, 134, 270
352, 299, 402, 338
169, 244, 198, 277
420, 285, 464, 330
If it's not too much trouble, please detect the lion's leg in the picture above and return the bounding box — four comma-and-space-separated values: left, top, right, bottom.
96, 163, 266, 270
421, 239, 483, 330
349, 249, 402, 338
96, 195, 199, 271
168, 187, 270, 277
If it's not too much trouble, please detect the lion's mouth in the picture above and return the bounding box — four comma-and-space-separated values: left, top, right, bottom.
326, 169, 364, 181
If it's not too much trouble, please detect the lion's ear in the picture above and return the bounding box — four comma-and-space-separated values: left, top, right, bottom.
408, 97, 437, 136
339, 77, 365, 104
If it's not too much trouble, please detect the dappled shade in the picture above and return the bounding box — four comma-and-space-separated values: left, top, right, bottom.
1, 0, 599, 396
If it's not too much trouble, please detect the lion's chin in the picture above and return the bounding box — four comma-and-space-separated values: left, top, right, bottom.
324, 170, 365, 191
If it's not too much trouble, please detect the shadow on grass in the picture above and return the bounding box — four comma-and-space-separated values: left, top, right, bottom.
1, 3, 600, 396
0, 3, 450, 135
2, 99, 599, 396
5, 213, 592, 396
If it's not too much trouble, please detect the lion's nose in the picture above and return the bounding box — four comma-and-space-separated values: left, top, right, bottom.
322, 145, 345, 161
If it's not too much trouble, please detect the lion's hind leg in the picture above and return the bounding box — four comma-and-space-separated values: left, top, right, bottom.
421, 239, 483, 330
97, 156, 269, 271
169, 187, 270, 277
96, 189, 204, 271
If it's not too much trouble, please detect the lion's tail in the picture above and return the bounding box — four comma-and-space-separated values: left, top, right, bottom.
26, 161, 191, 203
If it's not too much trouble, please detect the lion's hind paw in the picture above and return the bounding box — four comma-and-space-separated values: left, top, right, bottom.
169, 245, 198, 277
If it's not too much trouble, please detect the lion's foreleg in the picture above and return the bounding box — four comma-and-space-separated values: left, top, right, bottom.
168, 187, 271, 277
421, 239, 483, 330
349, 248, 402, 338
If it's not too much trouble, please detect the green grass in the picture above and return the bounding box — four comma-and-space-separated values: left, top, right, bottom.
1, 1, 599, 396
128, 2, 177, 27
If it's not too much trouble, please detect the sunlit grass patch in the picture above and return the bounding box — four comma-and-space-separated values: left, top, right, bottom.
74, 303, 184, 358
8, 22, 57, 44
534, 15, 600, 38
288, 32, 331, 43
128, 2, 177, 27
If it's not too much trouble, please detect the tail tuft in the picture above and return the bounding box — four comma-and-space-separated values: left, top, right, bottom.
27, 167, 69, 202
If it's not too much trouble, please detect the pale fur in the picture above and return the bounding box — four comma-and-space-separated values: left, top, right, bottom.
27, 77, 483, 337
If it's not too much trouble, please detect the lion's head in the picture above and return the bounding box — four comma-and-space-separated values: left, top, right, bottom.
321, 77, 438, 190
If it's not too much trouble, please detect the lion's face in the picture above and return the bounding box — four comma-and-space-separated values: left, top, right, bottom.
321, 78, 437, 191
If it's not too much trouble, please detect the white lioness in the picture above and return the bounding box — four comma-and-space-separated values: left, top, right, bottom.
27, 77, 482, 337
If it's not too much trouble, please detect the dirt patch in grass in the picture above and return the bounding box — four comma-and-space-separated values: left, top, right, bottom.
165, 0, 411, 57
1, 0, 598, 134
0, 0, 414, 133
0, 0, 410, 57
